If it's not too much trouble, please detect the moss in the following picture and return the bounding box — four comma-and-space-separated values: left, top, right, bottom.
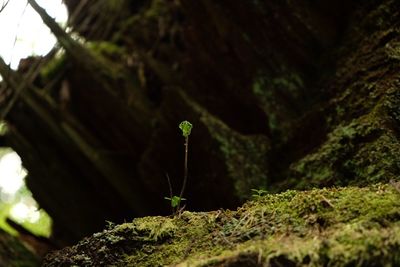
86, 41, 126, 61
200, 115, 270, 200
44, 183, 400, 266
40, 41, 127, 90
178, 184, 400, 266
116, 0, 169, 42
82, 41, 127, 79
106, 0, 127, 12
385, 42, 400, 60
289, 119, 377, 188
122, 212, 224, 266
40, 51, 67, 82
118, 216, 177, 242
289, 80, 400, 189
144, 0, 168, 19
252, 68, 304, 139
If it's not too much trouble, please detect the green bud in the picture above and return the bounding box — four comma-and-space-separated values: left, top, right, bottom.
179, 121, 193, 137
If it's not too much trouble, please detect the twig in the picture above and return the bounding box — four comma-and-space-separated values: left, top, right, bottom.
320, 195, 334, 208
0, 0, 10, 13
0, 57, 43, 120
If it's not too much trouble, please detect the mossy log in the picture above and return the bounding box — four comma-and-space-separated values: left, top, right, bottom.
44, 183, 400, 266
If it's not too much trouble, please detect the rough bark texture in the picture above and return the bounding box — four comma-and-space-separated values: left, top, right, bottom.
0, 1, 399, 260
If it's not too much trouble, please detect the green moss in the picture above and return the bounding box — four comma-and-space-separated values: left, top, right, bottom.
44, 184, 400, 266
177, 184, 400, 266
40, 51, 66, 82
384, 40, 400, 60
86, 41, 126, 60
289, 81, 400, 189
144, 0, 168, 19
40, 41, 127, 90
200, 115, 270, 200
118, 216, 177, 242
252, 69, 304, 103
252, 68, 304, 139
79, 41, 129, 85
123, 212, 225, 266
117, 0, 169, 41
290, 119, 376, 188
106, 0, 127, 12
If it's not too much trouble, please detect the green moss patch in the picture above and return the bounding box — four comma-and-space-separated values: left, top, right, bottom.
288, 85, 400, 189
44, 183, 400, 266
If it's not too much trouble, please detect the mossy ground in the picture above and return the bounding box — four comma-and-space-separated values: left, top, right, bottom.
45, 183, 400, 266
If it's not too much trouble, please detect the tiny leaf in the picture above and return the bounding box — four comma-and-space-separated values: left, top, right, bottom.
171, 196, 181, 208
179, 121, 193, 137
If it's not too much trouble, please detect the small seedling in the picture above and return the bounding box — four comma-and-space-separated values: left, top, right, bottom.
164, 196, 186, 208
165, 120, 193, 215
251, 188, 269, 199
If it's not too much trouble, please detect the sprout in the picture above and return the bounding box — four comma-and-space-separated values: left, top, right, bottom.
179, 121, 193, 138
165, 120, 193, 215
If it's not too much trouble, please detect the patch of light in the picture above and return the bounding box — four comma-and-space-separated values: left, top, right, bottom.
10, 202, 40, 223
0, 0, 68, 69
0, 152, 26, 195
0, 149, 51, 235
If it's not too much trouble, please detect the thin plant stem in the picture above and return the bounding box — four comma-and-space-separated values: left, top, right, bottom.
165, 173, 174, 213
178, 135, 189, 210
